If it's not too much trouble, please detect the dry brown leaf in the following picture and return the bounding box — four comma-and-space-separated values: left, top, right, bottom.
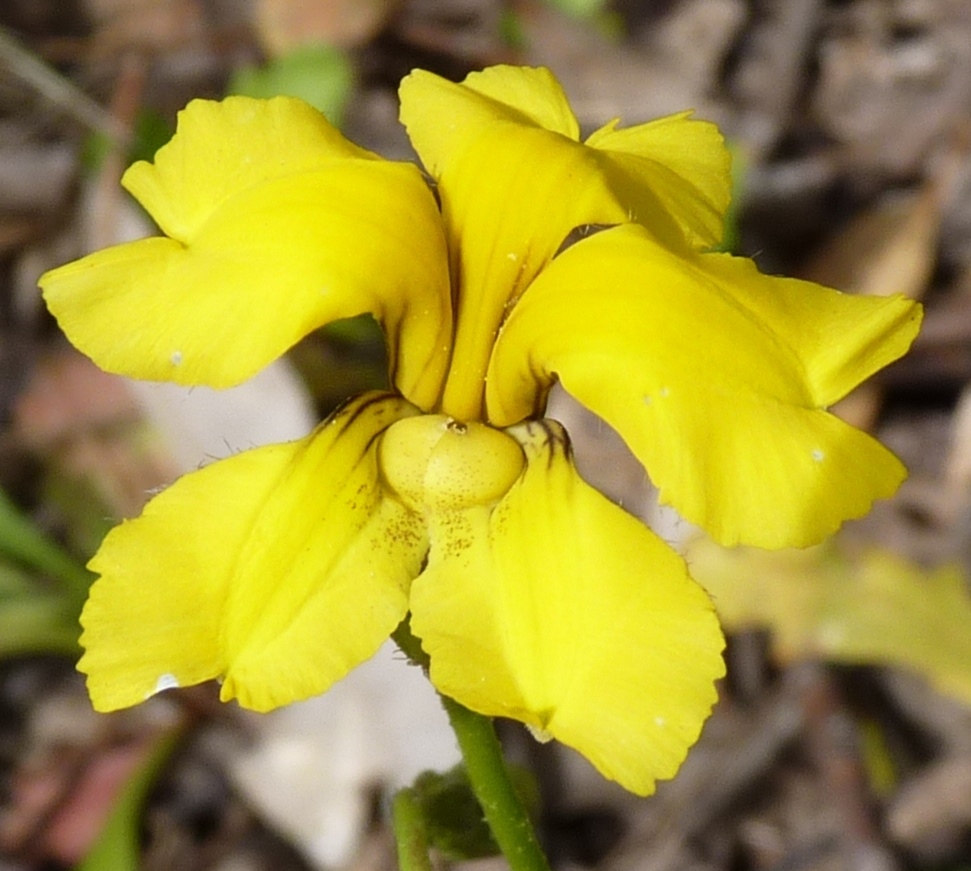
810, 1, 971, 177
887, 753, 971, 855
802, 172, 947, 429
802, 187, 942, 303
12, 349, 178, 521
255, 0, 397, 52
689, 538, 971, 707
944, 383, 971, 520
88, 0, 208, 59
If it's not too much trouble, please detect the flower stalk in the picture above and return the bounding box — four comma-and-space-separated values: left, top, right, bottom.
441, 695, 551, 871
391, 788, 434, 871
394, 620, 551, 871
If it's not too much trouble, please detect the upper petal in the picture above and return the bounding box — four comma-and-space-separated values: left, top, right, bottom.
78, 392, 427, 713
400, 65, 730, 250
398, 66, 732, 418
487, 223, 922, 548
40, 97, 452, 408
399, 66, 580, 178
409, 419, 724, 796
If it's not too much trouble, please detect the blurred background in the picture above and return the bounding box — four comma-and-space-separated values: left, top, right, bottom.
1, 0, 971, 869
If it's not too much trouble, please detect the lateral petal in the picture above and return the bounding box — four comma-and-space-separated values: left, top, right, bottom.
409, 419, 724, 796
122, 95, 377, 242
78, 392, 426, 713
40, 97, 451, 407
585, 112, 731, 250
487, 224, 922, 548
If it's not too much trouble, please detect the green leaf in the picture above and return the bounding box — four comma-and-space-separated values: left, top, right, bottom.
715, 141, 747, 254
409, 764, 540, 861
76, 729, 182, 871
228, 43, 354, 126
82, 109, 173, 173
129, 109, 174, 165
0, 489, 92, 602
0, 586, 79, 656
0, 492, 89, 657
543, 0, 607, 19
0, 559, 79, 656
499, 10, 528, 49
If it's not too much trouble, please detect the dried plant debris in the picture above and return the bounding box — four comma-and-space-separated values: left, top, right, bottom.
689, 538, 971, 709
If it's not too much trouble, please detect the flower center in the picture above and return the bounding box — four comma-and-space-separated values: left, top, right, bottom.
379, 415, 525, 512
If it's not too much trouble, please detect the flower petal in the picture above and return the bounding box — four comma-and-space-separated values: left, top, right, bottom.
409, 419, 724, 796
399, 66, 580, 178
398, 66, 732, 418
400, 66, 728, 247
122, 95, 377, 242
78, 392, 426, 713
585, 111, 731, 250
487, 223, 922, 548
40, 97, 451, 407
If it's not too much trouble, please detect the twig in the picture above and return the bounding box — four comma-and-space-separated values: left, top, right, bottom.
0, 25, 128, 144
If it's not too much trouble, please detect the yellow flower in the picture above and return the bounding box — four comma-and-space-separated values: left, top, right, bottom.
39, 66, 921, 796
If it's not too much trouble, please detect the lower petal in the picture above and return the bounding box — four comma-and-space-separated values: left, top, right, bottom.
79, 392, 427, 712
409, 419, 724, 796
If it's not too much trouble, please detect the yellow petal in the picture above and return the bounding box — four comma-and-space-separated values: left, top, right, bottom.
123, 96, 378, 242
487, 223, 922, 548
409, 419, 724, 796
420, 123, 615, 419
399, 66, 732, 418
40, 97, 451, 408
78, 392, 426, 713
585, 111, 731, 250
399, 66, 580, 178
400, 66, 728, 246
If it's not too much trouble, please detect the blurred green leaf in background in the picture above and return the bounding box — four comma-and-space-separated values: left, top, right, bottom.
229, 43, 354, 126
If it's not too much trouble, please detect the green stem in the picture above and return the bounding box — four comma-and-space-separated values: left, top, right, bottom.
393, 620, 551, 871
392, 788, 434, 871
440, 696, 551, 871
